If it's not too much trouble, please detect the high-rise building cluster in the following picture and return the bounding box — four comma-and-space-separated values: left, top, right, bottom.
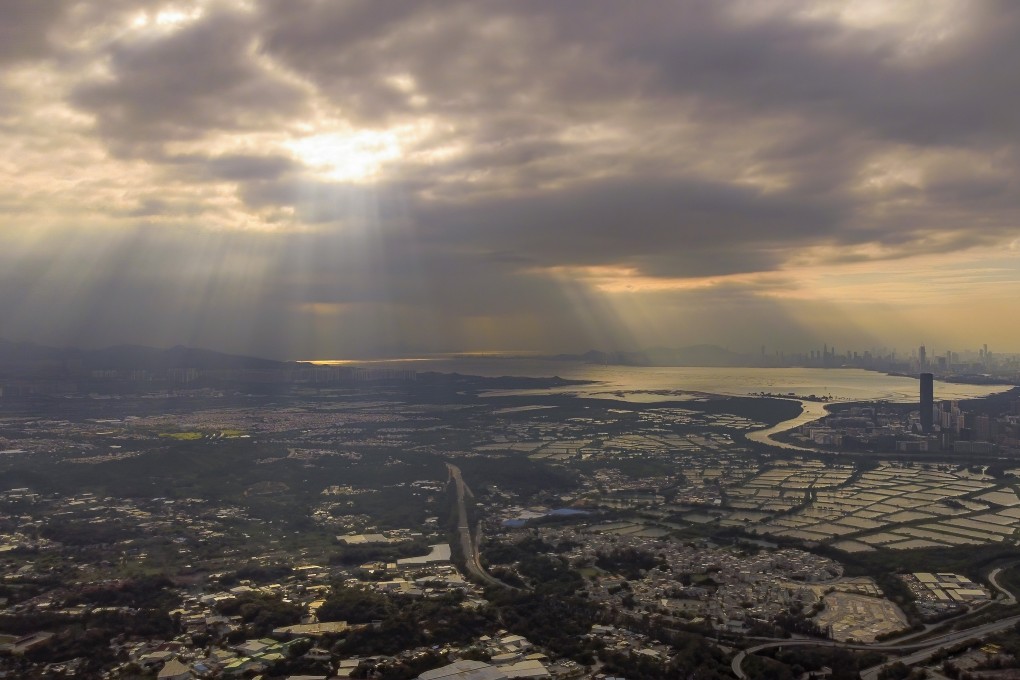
919, 372, 934, 434
792, 381, 1020, 456
757, 342, 1018, 382
910, 374, 1019, 455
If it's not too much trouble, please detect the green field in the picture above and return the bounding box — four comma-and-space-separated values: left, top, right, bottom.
159, 431, 204, 440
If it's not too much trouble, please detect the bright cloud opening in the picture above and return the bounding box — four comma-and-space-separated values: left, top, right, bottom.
285, 130, 403, 182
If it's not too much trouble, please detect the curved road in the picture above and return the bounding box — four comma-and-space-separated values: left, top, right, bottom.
732, 613, 1020, 679
446, 463, 517, 590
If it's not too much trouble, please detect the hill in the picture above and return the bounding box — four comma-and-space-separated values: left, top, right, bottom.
0, 339, 293, 371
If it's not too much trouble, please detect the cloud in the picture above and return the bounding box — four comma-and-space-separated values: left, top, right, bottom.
0, 1, 65, 64
2, 0, 1020, 356
201, 153, 298, 182
415, 175, 846, 275
70, 6, 310, 157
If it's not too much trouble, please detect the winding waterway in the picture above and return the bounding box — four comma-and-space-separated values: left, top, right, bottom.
309, 358, 1013, 447
744, 399, 831, 450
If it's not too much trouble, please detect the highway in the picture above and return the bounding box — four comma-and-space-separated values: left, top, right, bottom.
732, 613, 1020, 679
448, 461, 1020, 676
446, 463, 517, 590
857, 613, 1019, 680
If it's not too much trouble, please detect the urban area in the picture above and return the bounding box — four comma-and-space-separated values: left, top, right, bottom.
2, 345, 1020, 680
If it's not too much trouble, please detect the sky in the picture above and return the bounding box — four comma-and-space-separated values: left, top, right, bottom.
2, 0, 1020, 359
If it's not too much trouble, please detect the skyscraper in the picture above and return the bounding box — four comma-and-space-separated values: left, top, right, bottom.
920, 372, 934, 434
918, 345, 927, 369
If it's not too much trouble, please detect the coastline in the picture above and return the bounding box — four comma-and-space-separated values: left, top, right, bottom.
882, 369, 1018, 386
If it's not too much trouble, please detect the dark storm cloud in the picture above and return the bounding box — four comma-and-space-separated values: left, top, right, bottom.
200, 154, 298, 182
63, 0, 1020, 272
70, 6, 309, 156
5, 0, 1020, 355
228, 171, 829, 279
921, 170, 1013, 206
414, 176, 847, 275
253, 0, 1020, 146
257, 0, 607, 125
535, 0, 1020, 147
244, 0, 1020, 276
0, 1, 65, 64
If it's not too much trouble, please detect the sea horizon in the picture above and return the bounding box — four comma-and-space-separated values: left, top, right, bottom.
299, 358, 1013, 405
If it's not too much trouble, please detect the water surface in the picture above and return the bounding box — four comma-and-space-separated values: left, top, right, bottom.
313, 358, 1008, 403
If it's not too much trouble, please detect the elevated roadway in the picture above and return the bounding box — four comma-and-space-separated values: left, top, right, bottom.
732, 613, 1020, 679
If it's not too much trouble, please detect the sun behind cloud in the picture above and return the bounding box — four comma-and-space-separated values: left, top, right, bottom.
1, 0, 1019, 358
285, 129, 403, 182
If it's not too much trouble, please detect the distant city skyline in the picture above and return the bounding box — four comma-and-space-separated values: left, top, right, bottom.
3, 2, 1020, 358
4, 335, 1018, 368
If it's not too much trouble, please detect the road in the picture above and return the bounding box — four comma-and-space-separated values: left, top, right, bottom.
733, 562, 1020, 678
732, 614, 1020, 679
446, 463, 517, 590
862, 614, 1020, 679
